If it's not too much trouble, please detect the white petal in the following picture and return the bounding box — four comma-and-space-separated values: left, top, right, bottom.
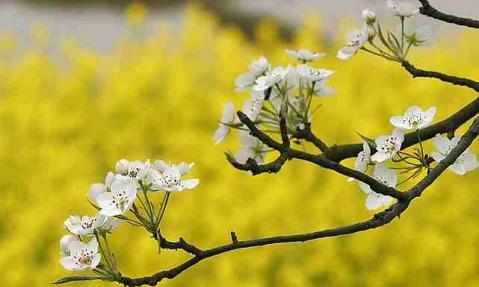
91, 253, 101, 269
60, 235, 79, 256
430, 151, 445, 162
87, 238, 99, 253
371, 151, 390, 163
389, 116, 407, 130
434, 134, 451, 154
89, 183, 106, 201
425, 106, 437, 122
60, 257, 79, 271
449, 164, 467, 175
337, 47, 357, 60
181, 179, 200, 190
235, 73, 256, 89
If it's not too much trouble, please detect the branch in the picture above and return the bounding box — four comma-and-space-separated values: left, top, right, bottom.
236, 111, 407, 201
156, 234, 203, 256
119, 201, 409, 287
402, 61, 479, 92
418, 0, 479, 28
119, 116, 479, 287
292, 123, 329, 151
407, 116, 479, 199
323, 96, 479, 162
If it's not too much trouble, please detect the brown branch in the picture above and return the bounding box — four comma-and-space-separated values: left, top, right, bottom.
402, 61, 479, 92
418, 0, 479, 28
292, 123, 328, 151
119, 116, 479, 287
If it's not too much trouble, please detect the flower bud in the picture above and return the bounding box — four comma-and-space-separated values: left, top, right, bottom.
361, 9, 376, 25
115, 159, 130, 174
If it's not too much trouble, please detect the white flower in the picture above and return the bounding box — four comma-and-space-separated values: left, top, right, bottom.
127, 160, 147, 179
95, 175, 138, 216
359, 164, 396, 210
296, 64, 334, 82
60, 235, 80, 256
64, 214, 106, 236
371, 129, 404, 162
390, 105, 436, 131
235, 56, 270, 92
213, 102, 236, 144
152, 166, 199, 192
348, 141, 371, 182
337, 28, 369, 60
235, 132, 269, 164
60, 238, 101, 271
285, 49, 325, 62
115, 159, 130, 175
386, 0, 419, 17
362, 9, 376, 25
242, 91, 265, 121
253, 66, 290, 92
431, 134, 479, 175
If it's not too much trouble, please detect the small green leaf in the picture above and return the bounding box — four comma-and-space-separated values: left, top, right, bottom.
356, 132, 376, 148
53, 276, 103, 284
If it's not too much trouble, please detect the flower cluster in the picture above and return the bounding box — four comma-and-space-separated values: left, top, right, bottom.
58, 159, 199, 282
351, 105, 478, 210
338, 1, 431, 62
214, 49, 334, 164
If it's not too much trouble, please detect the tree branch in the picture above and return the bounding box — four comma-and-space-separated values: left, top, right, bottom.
323, 96, 479, 163
402, 61, 479, 92
236, 111, 407, 200
114, 115, 479, 287
418, 0, 479, 28
292, 123, 329, 151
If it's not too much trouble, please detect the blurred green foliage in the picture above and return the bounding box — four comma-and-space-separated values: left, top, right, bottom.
0, 3, 478, 287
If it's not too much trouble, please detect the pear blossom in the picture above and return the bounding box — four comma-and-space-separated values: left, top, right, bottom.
64, 214, 106, 236
285, 49, 325, 62
242, 91, 265, 121
371, 129, 404, 162
253, 66, 290, 92
361, 9, 376, 25
390, 105, 436, 131
431, 134, 479, 175
60, 235, 80, 256
359, 164, 396, 210
152, 165, 199, 192
386, 0, 419, 17
296, 64, 334, 83
235, 132, 269, 164
348, 141, 371, 182
235, 56, 270, 92
94, 175, 138, 216
60, 238, 101, 271
337, 28, 369, 60
213, 102, 236, 145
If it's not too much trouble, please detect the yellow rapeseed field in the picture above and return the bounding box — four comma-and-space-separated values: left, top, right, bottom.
0, 3, 477, 287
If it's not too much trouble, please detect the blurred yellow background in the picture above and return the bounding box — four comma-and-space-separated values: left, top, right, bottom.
0, 2, 478, 286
